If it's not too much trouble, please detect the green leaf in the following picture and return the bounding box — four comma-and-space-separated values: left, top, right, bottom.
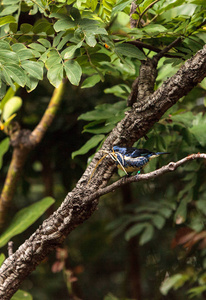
196, 200, 206, 215
83, 122, 114, 134
12, 44, 34, 61
189, 124, 206, 147
72, 135, 105, 159
152, 214, 166, 229
0, 197, 55, 248
0, 41, 11, 50
54, 17, 75, 32
0, 83, 19, 110
139, 224, 154, 245
144, 24, 168, 33
104, 292, 119, 300
46, 51, 61, 69
125, 223, 148, 241
20, 23, 33, 34
160, 273, 190, 296
57, 34, 73, 51
171, 111, 194, 127
188, 286, 206, 298
174, 198, 189, 224
2, 96, 22, 121
53, 32, 64, 48
104, 84, 130, 99
0, 138, 10, 169
0, 253, 5, 267
0, 16, 16, 27
78, 102, 126, 121
33, 19, 52, 34
112, 0, 133, 15
81, 74, 101, 88
115, 43, 146, 60
85, 33, 97, 47
0, 5, 19, 16
37, 38, 51, 48
64, 60, 82, 86
2, 65, 26, 87
79, 110, 114, 121
21, 60, 43, 80
160, 274, 184, 296
11, 289, 33, 300
28, 43, 46, 53
25, 75, 39, 92
0, 50, 19, 64
47, 64, 64, 88
64, 41, 83, 59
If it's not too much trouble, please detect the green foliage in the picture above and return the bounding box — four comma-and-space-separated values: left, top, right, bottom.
2, 96, 22, 121
0, 197, 55, 248
11, 290, 33, 300
0, 0, 206, 299
160, 273, 191, 296
72, 100, 127, 157
0, 137, 9, 169
104, 293, 133, 300
0, 0, 204, 94
0, 253, 5, 267
108, 200, 176, 245
72, 134, 105, 158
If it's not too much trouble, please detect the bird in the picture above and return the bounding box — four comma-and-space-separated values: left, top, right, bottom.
88, 145, 169, 183
107, 145, 169, 175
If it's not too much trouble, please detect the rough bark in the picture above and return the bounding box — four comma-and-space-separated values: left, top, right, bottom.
0, 45, 205, 299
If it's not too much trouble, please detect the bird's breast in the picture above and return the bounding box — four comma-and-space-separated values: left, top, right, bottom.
116, 155, 149, 173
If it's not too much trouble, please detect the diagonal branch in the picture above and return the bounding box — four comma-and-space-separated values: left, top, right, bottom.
0, 81, 65, 228
153, 37, 182, 62
0, 46, 205, 300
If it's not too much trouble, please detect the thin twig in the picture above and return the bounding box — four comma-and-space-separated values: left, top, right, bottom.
127, 41, 183, 59
89, 153, 206, 202
153, 37, 182, 62
137, 0, 160, 28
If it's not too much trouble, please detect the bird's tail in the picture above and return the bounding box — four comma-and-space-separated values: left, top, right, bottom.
156, 152, 170, 155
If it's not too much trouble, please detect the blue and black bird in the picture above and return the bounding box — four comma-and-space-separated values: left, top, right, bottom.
88, 145, 169, 183
107, 145, 169, 175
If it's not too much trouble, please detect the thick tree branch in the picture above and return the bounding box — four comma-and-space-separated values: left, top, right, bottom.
0, 81, 65, 228
127, 56, 158, 106
0, 46, 205, 300
130, 1, 138, 28
127, 37, 183, 106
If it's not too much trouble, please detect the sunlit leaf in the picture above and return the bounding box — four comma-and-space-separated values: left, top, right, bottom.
64, 60, 82, 86
11, 289, 33, 300
81, 74, 101, 88
115, 43, 146, 60
0, 137, 10, 169
47, 64, 64, 87
2, 96, 22, 121
0, 253, 5, 267
72, 135, 105, 159
21, 61, 43, 80
0, 197, 55, 248
0, 16, 16, 27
